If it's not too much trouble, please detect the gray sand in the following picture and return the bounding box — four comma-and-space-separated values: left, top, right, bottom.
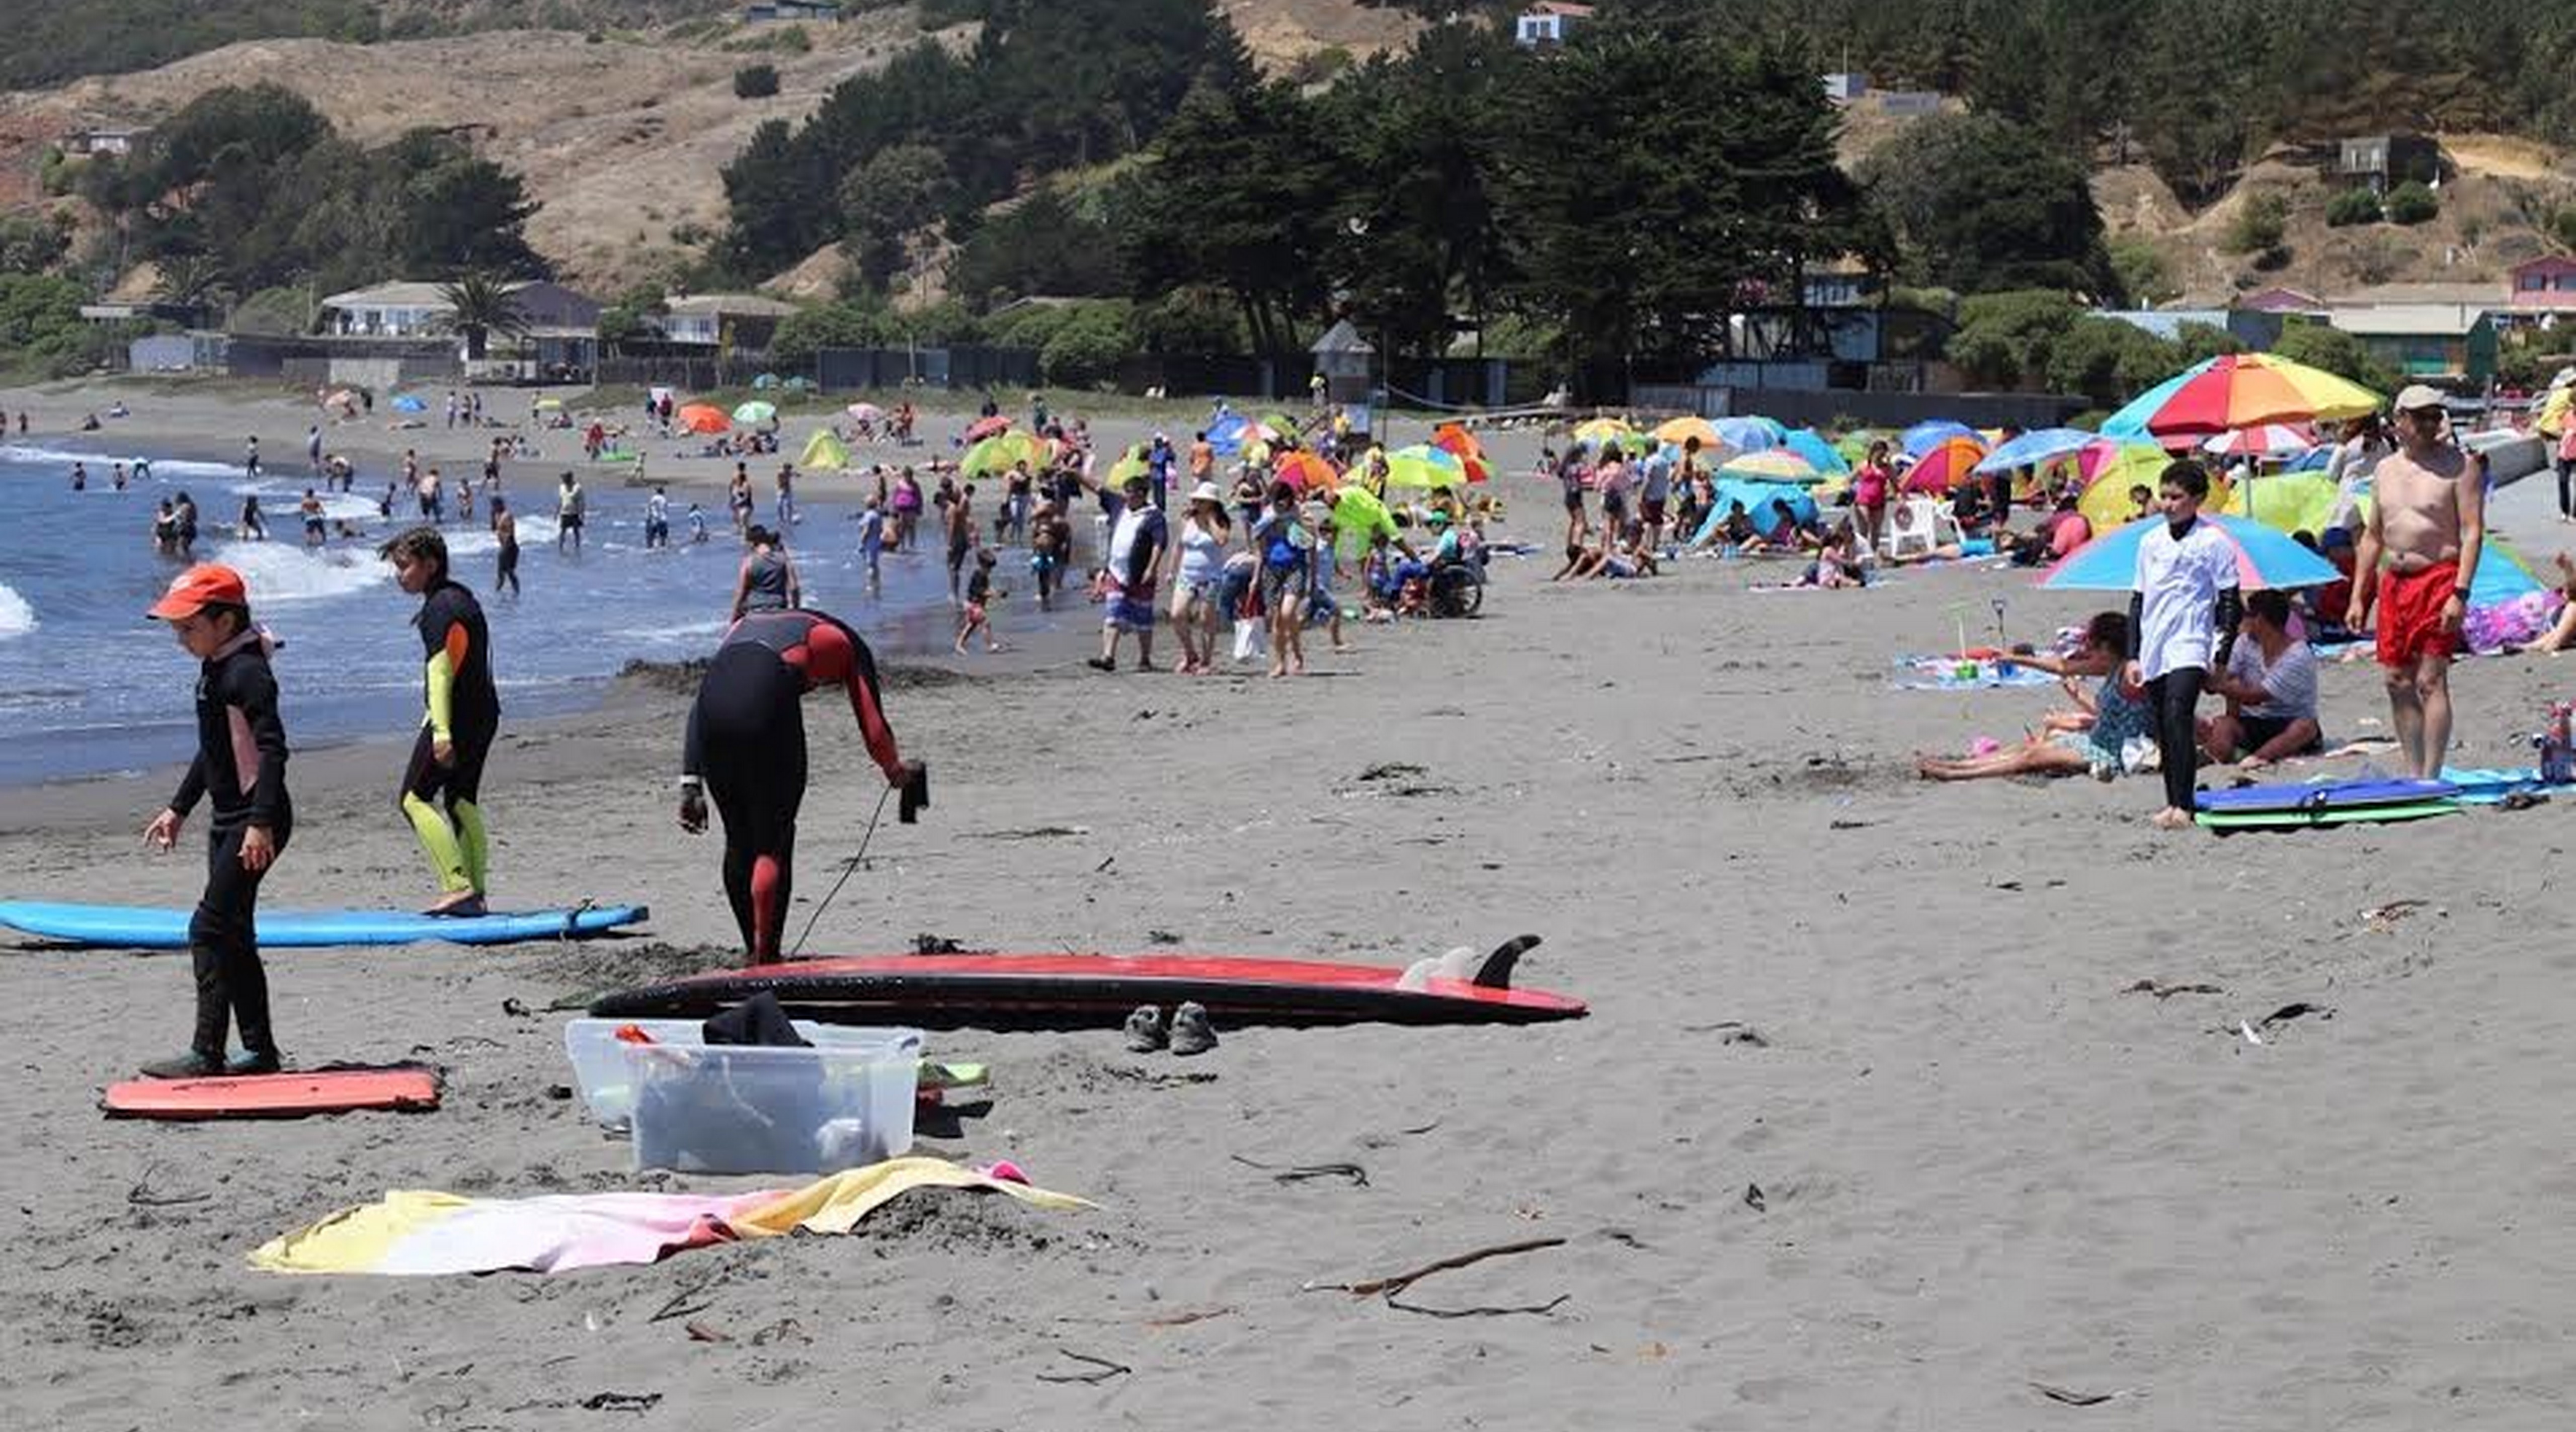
5, 382, 2575, 1428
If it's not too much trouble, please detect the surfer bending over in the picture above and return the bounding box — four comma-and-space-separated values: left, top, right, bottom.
380, 528, 501, 915
680, 609, 925, 964
141, 564, 291, 1077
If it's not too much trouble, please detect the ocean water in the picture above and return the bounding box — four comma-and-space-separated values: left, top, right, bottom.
0, 444, 1056, 787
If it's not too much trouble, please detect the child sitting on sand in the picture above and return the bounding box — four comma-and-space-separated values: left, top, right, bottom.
1917, 612, 2149, 782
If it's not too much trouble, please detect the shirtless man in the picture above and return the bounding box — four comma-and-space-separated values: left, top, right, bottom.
2347, 386, 2484, 780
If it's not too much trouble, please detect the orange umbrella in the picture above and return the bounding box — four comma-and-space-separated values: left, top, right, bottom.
675, 403, 730, 435
1431, 423, 1491, 483
1274, 450, 1339, 493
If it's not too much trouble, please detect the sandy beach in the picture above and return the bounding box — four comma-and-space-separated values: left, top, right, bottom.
7, 379, 2576, 1429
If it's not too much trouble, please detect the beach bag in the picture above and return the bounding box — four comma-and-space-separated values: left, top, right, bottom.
1232, 617, 1261, 662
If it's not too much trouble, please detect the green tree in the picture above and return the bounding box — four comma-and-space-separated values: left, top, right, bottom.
2043, 317, 2183, 408
1856, 113, 2114, 297
0, 214, 69, 276
1947, 289, 2081, 388
436, 273, 528, 360
770, 300, 893, 364
2107, 236, 2178, 307
2326, 188, 2383, 227
735, 63, 780, 99
950, 188, 1125, 303
1122, 79, 1334, 353
2273, 318, 2399, 396
2385, 181, 2440, 225
2224, 192, 2287, 256
838, 143, 954, 295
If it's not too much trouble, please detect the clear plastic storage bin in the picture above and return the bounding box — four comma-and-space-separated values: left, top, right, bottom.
562, 1017, 919, 1135
625, 1030, 923, 1175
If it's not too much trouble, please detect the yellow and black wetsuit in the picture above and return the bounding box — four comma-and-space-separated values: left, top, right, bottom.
400, 577, 500, 901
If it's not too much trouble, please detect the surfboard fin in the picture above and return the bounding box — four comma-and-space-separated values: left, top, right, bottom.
1472, 935, 1543, 989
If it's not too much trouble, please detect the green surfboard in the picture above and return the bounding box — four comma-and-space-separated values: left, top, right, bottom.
2197, 801, 2459, 831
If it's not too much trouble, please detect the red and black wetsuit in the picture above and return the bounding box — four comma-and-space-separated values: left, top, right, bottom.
169, 630, 292, 1063
684, 610, 903, 963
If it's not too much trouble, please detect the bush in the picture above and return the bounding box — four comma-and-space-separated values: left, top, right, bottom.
1037, 303, 1131, 386
2325, 187, 2382, 227
2224, 192, 2287, 255
2106, 235, 2176, 307
734, 62, 779, 98
2385, 181, 2439, 225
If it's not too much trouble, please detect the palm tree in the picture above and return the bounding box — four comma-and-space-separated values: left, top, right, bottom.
150, 254, 229, 324
436, 272, 528, 360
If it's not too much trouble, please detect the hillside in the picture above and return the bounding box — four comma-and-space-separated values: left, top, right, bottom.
0, 1, 1412, 295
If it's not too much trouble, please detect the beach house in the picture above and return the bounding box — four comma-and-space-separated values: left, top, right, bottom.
2327, 303, 2496, 385
655, 293, 797, 353
1514, 3, 1592, 47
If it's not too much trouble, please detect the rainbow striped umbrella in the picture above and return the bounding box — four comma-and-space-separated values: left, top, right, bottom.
2101, 354, 2380, 440
2042, 513, 2341, 591
1901, 436, 1988, 493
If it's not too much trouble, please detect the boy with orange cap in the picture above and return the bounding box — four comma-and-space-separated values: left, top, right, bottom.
141, 564, 292, 1077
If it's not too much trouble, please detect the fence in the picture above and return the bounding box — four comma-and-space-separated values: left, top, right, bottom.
1632, 382, 2087, 431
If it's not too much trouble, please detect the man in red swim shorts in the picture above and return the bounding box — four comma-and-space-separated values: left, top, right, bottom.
2348, 386, 2485, 780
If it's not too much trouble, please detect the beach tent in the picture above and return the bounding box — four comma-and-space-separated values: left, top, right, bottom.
800, 430, 851, 472
2074, 442, 2178, 531
1711, 416, 1782, 453
1693, 480, 1819, 544
1106, 446, 1151, 490
733, 400, 778, 427
676, 403, 731, 435
389, 394, 427, 413
1430, 424, 1490, 484
962, 431, 1047, 478
1901, 436, 1988, 493
1900, 419, 1977, 459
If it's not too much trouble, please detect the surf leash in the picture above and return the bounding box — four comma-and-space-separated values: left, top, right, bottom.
789, 783, 892, 959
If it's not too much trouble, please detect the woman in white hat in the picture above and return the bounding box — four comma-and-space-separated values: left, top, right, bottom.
1171, 480, 1233, 673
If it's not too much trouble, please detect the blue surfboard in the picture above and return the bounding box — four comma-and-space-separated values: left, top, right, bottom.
2194, 778, 2458, 815
0, 901, 648, 950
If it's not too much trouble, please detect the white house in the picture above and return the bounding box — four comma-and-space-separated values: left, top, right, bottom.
319, 280, 600, 339
1514, 2, 1593, 47
656, 293, 797, 350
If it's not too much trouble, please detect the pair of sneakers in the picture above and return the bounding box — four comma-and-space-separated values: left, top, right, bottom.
1124, 1001, 1217, 1056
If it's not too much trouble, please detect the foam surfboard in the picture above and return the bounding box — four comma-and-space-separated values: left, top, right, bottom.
2194, 778, 2458, 815
2197, 801, 2460, 831
0, 901, 648, 950
102, 1065, 442, 1120
591, 936, 1584, 1030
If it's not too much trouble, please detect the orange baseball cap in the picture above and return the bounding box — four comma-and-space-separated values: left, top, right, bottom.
146, 563, 248, 620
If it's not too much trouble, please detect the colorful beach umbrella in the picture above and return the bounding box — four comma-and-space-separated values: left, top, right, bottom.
1654, 415, 1724, 450
847, 402, 883, 423
1781, 428, 1852, 478
1259, 413, 1302, 445
2075, 442, 2179, 531
1720, 450, 1824, 483
532, 396, 563, 411
1900, 419, 1977, 459
1382, 444, 1468, 493
1571, 417, 1638, 452
675, 403, 730, 435
1429, 424, 1490, 484
2217, 470, 2337, 534
962, 414, 1012, 444
1105, 445, 1150, 490
2101, 354, 2381, 440
2042, 513, 2342, 591
1274, 450, 1339, 493
733, 400, 778, 426
1972, 428, 2097, 474
961, 430, 1047, 478
1711, 416, 1782, 453
2202, 423, 2317, 458
1901, 436, 1988, 494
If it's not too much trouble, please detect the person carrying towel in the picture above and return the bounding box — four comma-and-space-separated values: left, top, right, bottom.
141, 564, 291, 1077
379, 527, 501, 915
680, 609, 926, 964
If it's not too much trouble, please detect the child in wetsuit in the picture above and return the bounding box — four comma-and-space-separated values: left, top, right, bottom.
378, 527, 502, 914
141, 564, 290, 1077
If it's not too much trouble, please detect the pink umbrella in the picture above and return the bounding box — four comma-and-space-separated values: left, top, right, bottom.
963, 415, 1011, 444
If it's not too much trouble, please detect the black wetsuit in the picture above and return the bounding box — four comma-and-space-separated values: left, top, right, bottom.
684, 610, 904, 963
168, 631, 292, 1063
401, 578, 501, 897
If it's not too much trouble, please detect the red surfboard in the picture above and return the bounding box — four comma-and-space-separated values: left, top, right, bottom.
590, 936, 1582, 1030
102, 1066, 443, 1120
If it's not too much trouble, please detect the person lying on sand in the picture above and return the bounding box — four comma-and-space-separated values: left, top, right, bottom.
1917, 612, 2147, 782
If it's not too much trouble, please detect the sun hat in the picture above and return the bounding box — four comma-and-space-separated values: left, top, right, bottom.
1187, 480, 1223, 504
147, 563, 247, 620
